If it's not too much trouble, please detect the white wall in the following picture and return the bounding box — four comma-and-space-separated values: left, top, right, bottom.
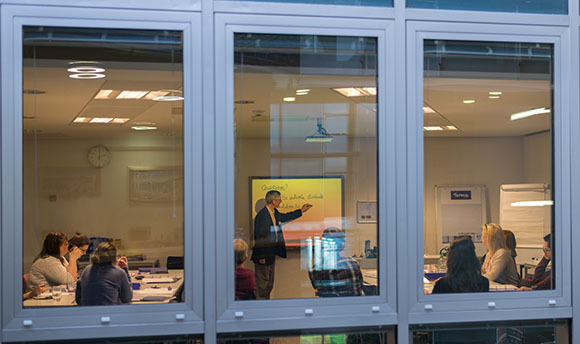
424, 133, 551, 255
23, 136, 184, 271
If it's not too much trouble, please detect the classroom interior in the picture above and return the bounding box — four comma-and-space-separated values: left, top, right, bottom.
21, 28, 553, 302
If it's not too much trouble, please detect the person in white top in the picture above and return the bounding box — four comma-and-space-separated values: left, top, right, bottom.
481, 223, 520, 286
27, 232, 83, 291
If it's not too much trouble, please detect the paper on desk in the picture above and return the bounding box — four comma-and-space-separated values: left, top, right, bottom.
134, 288, 173, 295
33, 292, 52, 300
423, 277, 430, 284
141, 277, 175, 283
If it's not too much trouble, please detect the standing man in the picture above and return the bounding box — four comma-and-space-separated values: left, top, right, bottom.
251, 190, 312, 299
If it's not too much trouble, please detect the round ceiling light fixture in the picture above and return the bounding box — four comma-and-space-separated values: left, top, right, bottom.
152, 89, 184, 102
69, 73, 106, 79
67, 67, 106, 73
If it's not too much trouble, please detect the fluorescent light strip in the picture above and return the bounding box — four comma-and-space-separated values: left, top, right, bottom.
423, 126, 444, 131
95, 90, 114, 99
510, 107, 551, 121
489, 91, 503, 95
153, 95, 184, 102
131, 125, 157, 131
463, 100, 475, 104
283, 97, 296, 102
67, 67, 105, 73
69, 73, 105, 79
423, 106, 436, 114
511, 200, 554, 207
144, 91, 170, 100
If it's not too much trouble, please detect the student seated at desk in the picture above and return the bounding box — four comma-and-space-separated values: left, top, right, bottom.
76, 242, 132, 306
481, 223, 520, 286
309, 227, 363, 297
27, 232, 83, 291
433, 237, 489, 294
234, 239, 256, 300
519, 233, 552, 291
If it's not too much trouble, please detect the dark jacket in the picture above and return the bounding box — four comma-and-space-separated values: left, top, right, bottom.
251, 206, 302, 264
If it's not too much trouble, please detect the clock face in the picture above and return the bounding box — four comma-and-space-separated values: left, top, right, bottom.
87, 145, 112, 168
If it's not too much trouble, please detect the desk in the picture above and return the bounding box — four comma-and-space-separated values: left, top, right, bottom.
23, 270, 183, 307
361, 269, 378, 295
424, 277, 518, 294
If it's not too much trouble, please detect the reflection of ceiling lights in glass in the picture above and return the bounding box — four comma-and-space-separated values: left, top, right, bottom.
510, 107, 550, 121
73, 117, 90, 123
144, 91, 170, 100
489, 91, 503, 95
462, 99, 475, 104
152, 89, 183, 102
283, 97, 296, 102
489, 96, 501, 99
67, 67, 106, 73
296, 89, 310, 95
95, 90, 114, 99
333, 87, 376, 97
69, 73, 106, 79
511, 200, 553, 207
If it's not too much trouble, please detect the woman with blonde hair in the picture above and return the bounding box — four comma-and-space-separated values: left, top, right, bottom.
481, 223, 519, 285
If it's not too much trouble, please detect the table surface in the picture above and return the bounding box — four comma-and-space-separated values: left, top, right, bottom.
23, 270, 183, 307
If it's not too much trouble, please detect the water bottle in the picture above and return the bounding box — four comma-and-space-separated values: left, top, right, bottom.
438, 253, 446, 272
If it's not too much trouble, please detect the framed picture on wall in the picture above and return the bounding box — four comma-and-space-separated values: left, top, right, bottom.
357, 201, 377, 224
128, 167, 183, 202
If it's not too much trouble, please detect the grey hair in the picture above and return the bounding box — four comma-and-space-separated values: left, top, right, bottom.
265, 190, 281, 204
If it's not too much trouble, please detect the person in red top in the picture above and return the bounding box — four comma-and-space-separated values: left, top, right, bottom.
519, 233, 552, 291
235, 239, 256, 300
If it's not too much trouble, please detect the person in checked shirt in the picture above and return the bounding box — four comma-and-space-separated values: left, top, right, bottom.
309, 227, 363, 297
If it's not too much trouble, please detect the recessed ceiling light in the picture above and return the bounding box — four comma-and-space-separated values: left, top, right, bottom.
144, 91, 170, 100
73, 117, 90, 123
510, 107, 550, 121
423, 106, 436, 114
333, 87, 376, 97
89, 117, 114, 123
67, 67, 105, 73
296, 91, 309, 95
111, 118, 130, 124
69, 73, 105, 79
463, 100, 475, 104
444, 125, 458, 130
489, 91, 503, 95
94, 90, 114, 99
283, 97, 296, 102
116, 91, 148, 100
489, 96, 501, 99
296, 89, 310, 93
423, 126, 444, 131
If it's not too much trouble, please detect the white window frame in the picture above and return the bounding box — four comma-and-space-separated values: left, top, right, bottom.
403, 20, 572, 324
0, 5, 204, 342
213, 13, 397, 333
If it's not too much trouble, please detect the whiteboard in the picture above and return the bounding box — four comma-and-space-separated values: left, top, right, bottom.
435, 185, 487, 252
499, 183, 551, 248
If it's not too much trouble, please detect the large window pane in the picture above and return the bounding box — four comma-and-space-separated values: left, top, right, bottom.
406, 0, 566, 14
234, 33, 378, 300
22, 27, 185, 307
219, 327, 395, 344
422, 40, 554, 294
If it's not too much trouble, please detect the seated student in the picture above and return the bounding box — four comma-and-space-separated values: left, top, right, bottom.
234, 239, 256, 300
519, 233, 552, 291
67, 233, 90, 258
433, 236, 489, 293
309, 227, 363, 297
75, 242, 132, 306
503, 229, 520, 280
481, 223, 520, 286
27, 232, 83, 291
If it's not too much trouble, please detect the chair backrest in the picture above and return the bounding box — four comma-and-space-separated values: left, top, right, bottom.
166, 256, 184, 269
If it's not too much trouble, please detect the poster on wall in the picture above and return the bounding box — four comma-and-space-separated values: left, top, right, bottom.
435, 185, 487, 247
250, 176, 344, 246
